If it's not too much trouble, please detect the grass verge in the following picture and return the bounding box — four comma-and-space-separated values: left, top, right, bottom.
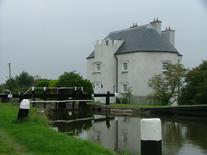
0, 103, 115, 155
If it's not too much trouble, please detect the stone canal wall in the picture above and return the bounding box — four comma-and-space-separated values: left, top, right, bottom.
142, 105, 207, 117
90, 104, 207, 118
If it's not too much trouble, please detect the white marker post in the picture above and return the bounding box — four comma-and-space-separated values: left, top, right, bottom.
140, 118, 162, 155
17, 99, 30, 120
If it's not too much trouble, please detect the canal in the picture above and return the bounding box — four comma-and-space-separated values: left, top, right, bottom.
48, 110, 207, 155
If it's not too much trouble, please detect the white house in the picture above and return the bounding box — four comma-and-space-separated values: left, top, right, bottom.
86, 19, 182, 103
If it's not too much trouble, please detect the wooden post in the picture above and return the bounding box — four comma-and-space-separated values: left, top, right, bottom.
141, 118, 162, 155
19, 92, 23, 103
58, 88, 66, 109
55, 102, 58, 110
32, 87, 35, 107
79, 87, 86, 108
72, 87, 77, 111
106, 91, 110, 105
43, 87, 47, 109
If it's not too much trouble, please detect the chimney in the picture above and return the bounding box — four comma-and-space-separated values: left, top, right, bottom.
150, 18, 162, 34
130, 23, 138, 28
161, 26, 175, 46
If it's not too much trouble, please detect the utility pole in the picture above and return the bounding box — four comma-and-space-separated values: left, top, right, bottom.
7, 62, 12, 91
8, 62, 11, 80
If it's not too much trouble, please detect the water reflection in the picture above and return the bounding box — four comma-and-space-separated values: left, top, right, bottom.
48, 109, 93, 135
48, 110, 207, 155
162, 121, 185, 155
85, 117, 140, 154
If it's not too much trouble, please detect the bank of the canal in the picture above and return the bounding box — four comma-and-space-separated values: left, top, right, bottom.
92, 103, 207, 119
0, 103, 116, 155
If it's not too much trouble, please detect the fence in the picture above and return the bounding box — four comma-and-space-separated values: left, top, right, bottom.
129, 95, 161, 105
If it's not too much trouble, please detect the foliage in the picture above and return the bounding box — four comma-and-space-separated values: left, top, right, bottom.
48, 80, 58, 87
180, 60, 207, 105
116, 97, 128, 104
0, 83, 6, 93
5, 78, 18, 92
116, 87, 132, 104
0, 71, 93, 94
148, 64, 187, 105
0, 71, 34, 93
57, 71, 93, 93
35, 79, 50, 87
15, 71, 34, 88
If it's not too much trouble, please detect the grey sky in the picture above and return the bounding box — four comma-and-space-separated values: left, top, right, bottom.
0, 0, 207, 83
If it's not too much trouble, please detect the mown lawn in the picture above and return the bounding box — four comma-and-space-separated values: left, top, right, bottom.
0, 103, 116, 155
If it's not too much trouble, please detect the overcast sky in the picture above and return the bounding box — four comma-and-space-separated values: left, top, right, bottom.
0, 0, 207, 83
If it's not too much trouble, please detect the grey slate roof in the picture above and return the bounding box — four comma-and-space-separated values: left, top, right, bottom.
87, 25, 181, 59
87, 51, 95, 59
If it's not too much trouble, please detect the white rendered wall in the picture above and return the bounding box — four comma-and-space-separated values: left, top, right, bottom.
117, 52, 179, 96
87, 40, 123, 103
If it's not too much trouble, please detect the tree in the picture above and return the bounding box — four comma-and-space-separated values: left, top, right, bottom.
16, 71, 34, 88
180, 60, 207, 105
35, 79, 50, 87
1, 71, 34, 93
48, 80, 58, 87
5, 78, 18, 92
57, 72, 93, 93
148, 64, 187, 105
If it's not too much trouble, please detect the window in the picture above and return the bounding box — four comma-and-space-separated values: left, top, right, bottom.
93, 81, 103, 94
93, 62, 101, 73
178, 56, 182, 64
106, 40, 109, 46
123, 63, 128, 71
96, 63, 101, 71
121, 61, 129, 73
122, 83, 128, 93
162, 60, 172, 72
113, 85, 116, 93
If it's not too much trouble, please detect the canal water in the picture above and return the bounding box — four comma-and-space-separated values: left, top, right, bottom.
48, 110, 207, 155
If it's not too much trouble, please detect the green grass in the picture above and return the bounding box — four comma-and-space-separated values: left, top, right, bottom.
0, 103, 115, 155
0, 129, 28, 155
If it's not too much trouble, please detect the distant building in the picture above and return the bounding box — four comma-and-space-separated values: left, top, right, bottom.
86, 19, 182, 103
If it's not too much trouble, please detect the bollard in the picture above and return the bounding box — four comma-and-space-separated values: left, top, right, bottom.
140, 118, 162, 155
106, 91, 110, 105
17, 99, 30, 120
